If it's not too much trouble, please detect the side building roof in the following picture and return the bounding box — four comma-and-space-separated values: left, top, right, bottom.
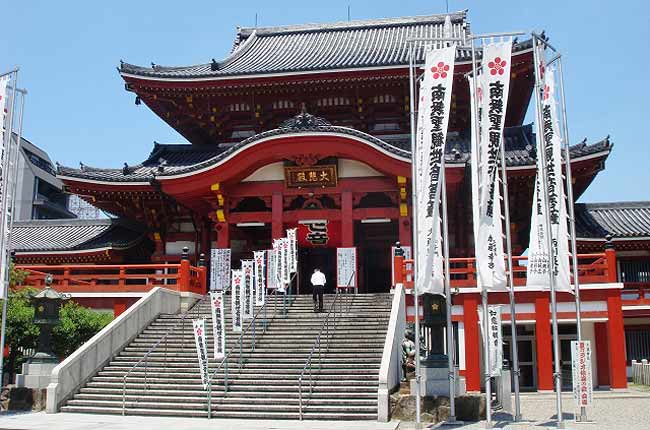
575, 201, 650, 241
11, 218, 147, 255
118, 11, 532, 80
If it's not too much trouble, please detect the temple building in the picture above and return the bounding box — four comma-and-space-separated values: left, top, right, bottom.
13, 11, 650, 393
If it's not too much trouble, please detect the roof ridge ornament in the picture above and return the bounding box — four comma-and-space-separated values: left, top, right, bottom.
279, 105, 331, 129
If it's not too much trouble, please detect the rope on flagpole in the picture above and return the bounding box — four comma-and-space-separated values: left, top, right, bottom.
532, 35, 566, 430
407, 40, 422, 430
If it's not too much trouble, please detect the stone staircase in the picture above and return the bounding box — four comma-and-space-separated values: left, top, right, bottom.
61, 292, 392, 420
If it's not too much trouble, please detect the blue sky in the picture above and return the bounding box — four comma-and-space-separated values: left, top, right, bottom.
1, 0, 648, 202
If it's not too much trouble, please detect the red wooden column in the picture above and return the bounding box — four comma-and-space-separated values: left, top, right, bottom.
606, 290, 627, 389
215, 223, 229, 248
113, 299, 128, 318
272, 192, 283, 239
535, 295, 554, 391
342, 191, 354, 247
594, 322, 610, 387
397, 176, 411, 246
462, 294, 481, 392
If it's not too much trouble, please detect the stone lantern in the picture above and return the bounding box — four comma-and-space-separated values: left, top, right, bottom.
15, 276, 71, 389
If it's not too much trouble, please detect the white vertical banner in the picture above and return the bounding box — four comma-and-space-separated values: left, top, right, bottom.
336, 247, 356, 289
272, 240, 284, 292
415, 45, 456, 296
209, 291, 226, 360
0, 76, 12, 297
267, 247, 277, 290
192, 319, 210, 389
210, 248, 231, 291
571, 340, 593, 408
280, 237, 291, 286
253, 251, 266, 305
287, 228, 298, 273
474, 41, 512, 292
527, 58, 571, 291
478, 305, 503, 377
242, 260, 254, 319
231, 269, 243, 333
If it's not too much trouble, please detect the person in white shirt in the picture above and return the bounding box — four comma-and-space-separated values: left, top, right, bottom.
310, 268, 326, 312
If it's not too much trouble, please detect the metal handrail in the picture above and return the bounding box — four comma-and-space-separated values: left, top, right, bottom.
206, 287, 286, 418
121, 292, 212, 415
298, 272, 355, 420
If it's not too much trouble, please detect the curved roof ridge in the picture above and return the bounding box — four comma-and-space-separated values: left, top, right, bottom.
580, 201, 650, 209
237, 10, 468, 37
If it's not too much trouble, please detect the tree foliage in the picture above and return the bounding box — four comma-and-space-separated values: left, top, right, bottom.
52, 302, 113, 357
3, 287, 39, 378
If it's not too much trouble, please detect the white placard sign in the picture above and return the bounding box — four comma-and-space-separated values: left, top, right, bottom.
287, 228, 298, 273
209, 291, 226, 360
242, 260, 254, 319
266, 247, 277, 290
231, 269, 243, 332
479, 305, 503, 377
253, 251, 266, 306
571, 340, 593, 408
192, 319, 209, 389
210, 248, 231, 291
336, 247, 356, 289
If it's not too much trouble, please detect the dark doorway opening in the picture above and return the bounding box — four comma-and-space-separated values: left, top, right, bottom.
298, 247, 336, 295
356, 220, 398, 293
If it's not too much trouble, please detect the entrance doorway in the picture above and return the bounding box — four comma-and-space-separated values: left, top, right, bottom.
503, 324, 537, 391
298, 247, 336, 295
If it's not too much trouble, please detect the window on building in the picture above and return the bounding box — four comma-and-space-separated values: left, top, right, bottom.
626, 329, 650, 362
231, 129, 256, 139
372, 94, 397, 104
371, 122, 400, 132
316, 97, 351, 107
272, 100, 294, 110
227, 103, 250, 112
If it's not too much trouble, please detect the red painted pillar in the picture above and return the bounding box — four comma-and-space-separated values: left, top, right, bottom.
342, 191, 354, 247
606, 290, 627, 388
463, 294, 481, 392
113, 299, 127, 318
535, 295, 554, 391
594, 322, 610, 387
272, 192, 283, 240
215, 222, 229, 248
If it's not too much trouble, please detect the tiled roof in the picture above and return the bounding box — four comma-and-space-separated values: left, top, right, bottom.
575, 202, 650, 240
11, 219, 146, 253
57, 121, 612, 183
118, 11, 532, 80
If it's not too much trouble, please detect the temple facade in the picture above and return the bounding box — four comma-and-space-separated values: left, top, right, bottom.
11, 11, 650, 393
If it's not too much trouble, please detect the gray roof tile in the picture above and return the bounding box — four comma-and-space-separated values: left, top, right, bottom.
11, 219, 146, 253
119, 12, 530, 79
575, 202, 650, 240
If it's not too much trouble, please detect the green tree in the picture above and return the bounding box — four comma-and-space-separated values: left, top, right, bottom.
3, 287, 39, 379
52, 302, 113, 357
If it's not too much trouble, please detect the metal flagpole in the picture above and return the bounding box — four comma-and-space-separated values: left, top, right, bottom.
0, 70, 19, 390
532, 36, 565, 429
407, 40, 422, 429
556, 55, 588, 422
469, 38, 492, 430
440, 157, 457, 422
498, 125, 523, 422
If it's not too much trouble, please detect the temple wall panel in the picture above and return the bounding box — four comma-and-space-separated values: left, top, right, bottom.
338, 159, 383, 178
165, 240, 196, 255
242, 162, 284, 182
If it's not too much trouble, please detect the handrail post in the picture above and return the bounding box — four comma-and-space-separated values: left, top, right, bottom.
605, 235, 617, 283
299, 376, 303, 420
179, 247, 191, 292
122, 375, 126, 416
198, 253, 207, 293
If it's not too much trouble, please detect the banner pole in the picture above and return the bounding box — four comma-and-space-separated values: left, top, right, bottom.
407, 40, 422, 429
498, 112, 523, 421
557, 56, 587, 422
532, 36, 565, 429
470, 38, 492, 430
0, 70, 19, 391
440, 156, 457, 422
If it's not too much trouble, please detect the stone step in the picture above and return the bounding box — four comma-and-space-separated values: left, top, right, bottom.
79, 387, 377, 399
91, 376, 379, 386
60, 405, 377, 420
85, 381, 377, 393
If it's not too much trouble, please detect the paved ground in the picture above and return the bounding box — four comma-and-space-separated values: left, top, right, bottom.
1, 390, 648, 430
400, 388, 650, 430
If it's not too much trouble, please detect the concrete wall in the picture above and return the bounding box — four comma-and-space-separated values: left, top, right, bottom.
378, 283, 406, 422
46, 288, 195, 413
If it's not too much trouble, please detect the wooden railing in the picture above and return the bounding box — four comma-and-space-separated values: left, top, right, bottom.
621, 283, 650, 306
15, 259, 207, 295
393, 249, 616, 290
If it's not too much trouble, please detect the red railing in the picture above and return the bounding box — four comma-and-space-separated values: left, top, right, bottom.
621, 282, 650, 306
393, 249, 616, 290
15, 260, 207, 295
